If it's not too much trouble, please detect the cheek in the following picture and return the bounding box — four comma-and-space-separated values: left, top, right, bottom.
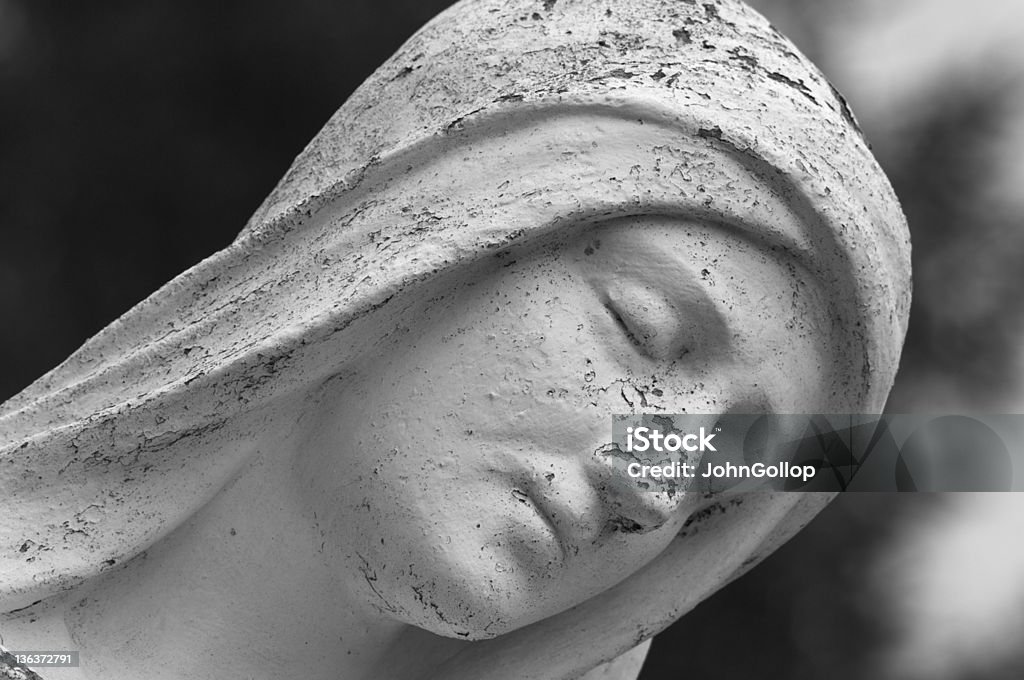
375, 261, 627, 437
717, 258, 836, 412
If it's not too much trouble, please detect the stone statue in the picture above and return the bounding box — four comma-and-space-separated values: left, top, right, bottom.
0, 1, 911, 678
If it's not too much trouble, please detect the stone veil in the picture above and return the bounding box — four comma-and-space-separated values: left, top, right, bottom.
1, 1, 911, 678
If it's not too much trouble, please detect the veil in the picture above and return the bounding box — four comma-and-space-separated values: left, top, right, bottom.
1, 2, 910, 676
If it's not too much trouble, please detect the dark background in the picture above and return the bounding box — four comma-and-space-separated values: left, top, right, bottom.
3, 2, 1023, 678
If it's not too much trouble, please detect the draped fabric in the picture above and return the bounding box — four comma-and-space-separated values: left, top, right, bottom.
0, 647, 44, 680
1, 1, 910, 677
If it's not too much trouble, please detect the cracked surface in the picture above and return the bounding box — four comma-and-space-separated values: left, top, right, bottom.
1, 1, 910, 678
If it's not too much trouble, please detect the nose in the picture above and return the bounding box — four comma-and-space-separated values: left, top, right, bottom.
584, 444, 694, 535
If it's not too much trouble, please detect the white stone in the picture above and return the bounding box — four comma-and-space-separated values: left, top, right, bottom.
0, 1, 911, 678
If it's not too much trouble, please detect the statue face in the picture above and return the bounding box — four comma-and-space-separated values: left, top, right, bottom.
0, 11, 909, 680
299, 215, 837, 639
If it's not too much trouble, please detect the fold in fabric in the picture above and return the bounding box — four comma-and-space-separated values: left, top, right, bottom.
1, 3, 910, 676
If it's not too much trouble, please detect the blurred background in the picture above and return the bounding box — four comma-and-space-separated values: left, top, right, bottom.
1, 1, 1023, 678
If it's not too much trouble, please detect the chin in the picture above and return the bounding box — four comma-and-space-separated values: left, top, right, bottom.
403, 588, 565, 641
383, 556, 596, 641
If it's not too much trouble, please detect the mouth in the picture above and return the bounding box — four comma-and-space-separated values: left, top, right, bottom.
516, 479, 575, 563
506, 483, 560, 544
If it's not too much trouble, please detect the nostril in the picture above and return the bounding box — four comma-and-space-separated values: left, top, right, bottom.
586, 444, 690, 534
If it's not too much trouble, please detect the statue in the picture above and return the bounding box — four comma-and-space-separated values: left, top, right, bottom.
0, 1, 911, 678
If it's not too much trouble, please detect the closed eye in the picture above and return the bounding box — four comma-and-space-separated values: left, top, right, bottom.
602, 280, 696, 362
603, 299, 644, 350
575, 218, 735, 364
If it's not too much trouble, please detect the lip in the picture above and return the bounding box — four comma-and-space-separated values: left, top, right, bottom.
519, 483, 571, 562
522, 468, 618, 562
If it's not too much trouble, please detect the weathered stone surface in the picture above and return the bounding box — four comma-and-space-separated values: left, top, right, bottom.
0, 1, 910, 678
0, 649, 44, 680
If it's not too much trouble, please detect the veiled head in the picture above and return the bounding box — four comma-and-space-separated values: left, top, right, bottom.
1, 0, 910, 674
